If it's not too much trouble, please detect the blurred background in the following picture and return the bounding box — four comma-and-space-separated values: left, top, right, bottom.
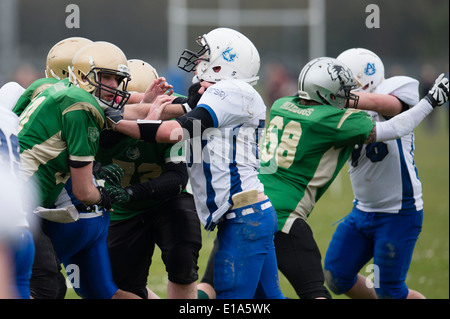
1, 0, 448, 299
0, 0, 448, 105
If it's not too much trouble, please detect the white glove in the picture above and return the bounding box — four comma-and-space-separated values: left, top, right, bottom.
425, 73, 449, 108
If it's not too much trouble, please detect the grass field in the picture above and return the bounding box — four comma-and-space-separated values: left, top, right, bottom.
65, 107, 449, 299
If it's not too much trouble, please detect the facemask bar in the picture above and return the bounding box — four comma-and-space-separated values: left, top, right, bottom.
86, 67, 131, 110
177, 36, 210, 73
337, 84, 360, 109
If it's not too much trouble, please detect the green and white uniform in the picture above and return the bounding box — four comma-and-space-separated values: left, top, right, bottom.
259, 95, 375, 233
95, 134, 185, 221
18, 80, 105, 208
13, 77, 59, 116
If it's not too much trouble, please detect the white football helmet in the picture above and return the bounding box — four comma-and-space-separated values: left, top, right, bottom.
126, 59, 159, 93
178, 28, 260, 85
298, 57, 359, 109
336, 48, 385, 92
69, 41, 131, 109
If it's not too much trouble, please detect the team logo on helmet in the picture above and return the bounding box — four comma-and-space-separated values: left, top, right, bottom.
364, 62, 376, 76
327, 63, 353, 84
222, 47, 238, 62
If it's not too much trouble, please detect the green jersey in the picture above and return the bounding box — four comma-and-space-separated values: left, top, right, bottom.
258, 96, 375, 233
13, 77, 59, 116
18, 80, 105, 208
96, 132, 185, 221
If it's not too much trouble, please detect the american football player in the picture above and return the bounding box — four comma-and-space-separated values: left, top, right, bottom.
323, 48, 432, 299
97, 58, 202, 299
108, 27, 286, 299
18, 41, 145, 299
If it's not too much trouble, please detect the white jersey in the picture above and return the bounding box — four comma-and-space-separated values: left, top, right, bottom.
0, 106, 33, 236
187, 80, 266, 229
348, 76, 423, 213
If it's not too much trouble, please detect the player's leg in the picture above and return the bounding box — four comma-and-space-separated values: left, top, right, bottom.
275, 218, 331, 299
372, 210, 424, 299
28, 215, 67, 299
214, 199, 283, 299
324, 210, 376, 299
155, 192, 202, 299
107, 213, 155, 299
197, 236, 218, 299
11, 228, 34, 299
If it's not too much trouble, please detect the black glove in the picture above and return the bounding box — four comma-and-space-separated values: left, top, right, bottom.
93, 162, 124, 186
104, 185, 131, 205
186, 82, 202, 110
173, 82, 202, 113
104, 106, 124, 129
425, 73, 449, 108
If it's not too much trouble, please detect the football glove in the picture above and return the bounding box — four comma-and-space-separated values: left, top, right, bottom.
425, 73, 449, 108
93, 162, 124, 186
104, 106, 124, 130
104, 185, 130, 204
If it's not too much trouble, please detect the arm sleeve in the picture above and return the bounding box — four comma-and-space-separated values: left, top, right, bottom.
375, 98, 433, 141
175, 106, 215, 138
125, 161, 189, 201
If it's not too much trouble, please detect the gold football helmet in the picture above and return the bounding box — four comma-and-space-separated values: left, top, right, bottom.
45, 37, 93, 80
126, 59, 159, 93
69, 41, 131, 109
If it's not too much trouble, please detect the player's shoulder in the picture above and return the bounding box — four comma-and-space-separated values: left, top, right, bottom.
48, 81, 98, 107
0, 107, 19, 129
209, 79, 255, 95
375, 76, 420, 105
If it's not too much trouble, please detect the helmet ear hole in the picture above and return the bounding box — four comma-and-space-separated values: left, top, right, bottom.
213, 66, 221, 73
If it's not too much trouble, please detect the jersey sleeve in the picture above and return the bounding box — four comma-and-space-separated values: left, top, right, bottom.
61, 99, 104, 162
333, 109, 375, 148
196, 80, 265, 128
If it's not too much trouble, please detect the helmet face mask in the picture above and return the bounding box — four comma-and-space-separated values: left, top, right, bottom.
84, 66, 131, 109
298, 57, 359, 109
178, 36, 210, 73
69, 41, 131, 110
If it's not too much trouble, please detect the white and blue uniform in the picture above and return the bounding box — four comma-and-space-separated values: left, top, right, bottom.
350, 76, 423, 213
188, 79, 266, 229
0, 82, 35, 299
324, 76, 424, 299
190, 79, 284, 299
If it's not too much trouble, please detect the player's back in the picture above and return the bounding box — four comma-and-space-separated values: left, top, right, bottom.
259, 95, 374, 230
13, 77, 60, 116
18, 81, 104, 207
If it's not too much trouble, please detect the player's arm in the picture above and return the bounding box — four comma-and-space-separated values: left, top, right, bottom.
69, 162, 102, 205
112, 106, 215, 144
365, 73, 448, 144
350, 92, 405, 117
123, 160, 189, 202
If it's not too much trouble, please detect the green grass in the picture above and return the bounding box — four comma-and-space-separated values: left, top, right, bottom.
65, 109, 449, 299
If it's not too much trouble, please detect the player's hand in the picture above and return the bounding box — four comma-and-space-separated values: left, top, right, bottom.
425, 73, 449, 108
93, 163, 124, 186
145, 95, 173, 120
104, 106, 124, 130
104, 185, 130, 204
186, 82, 202, 110
142, 77, 174, 104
